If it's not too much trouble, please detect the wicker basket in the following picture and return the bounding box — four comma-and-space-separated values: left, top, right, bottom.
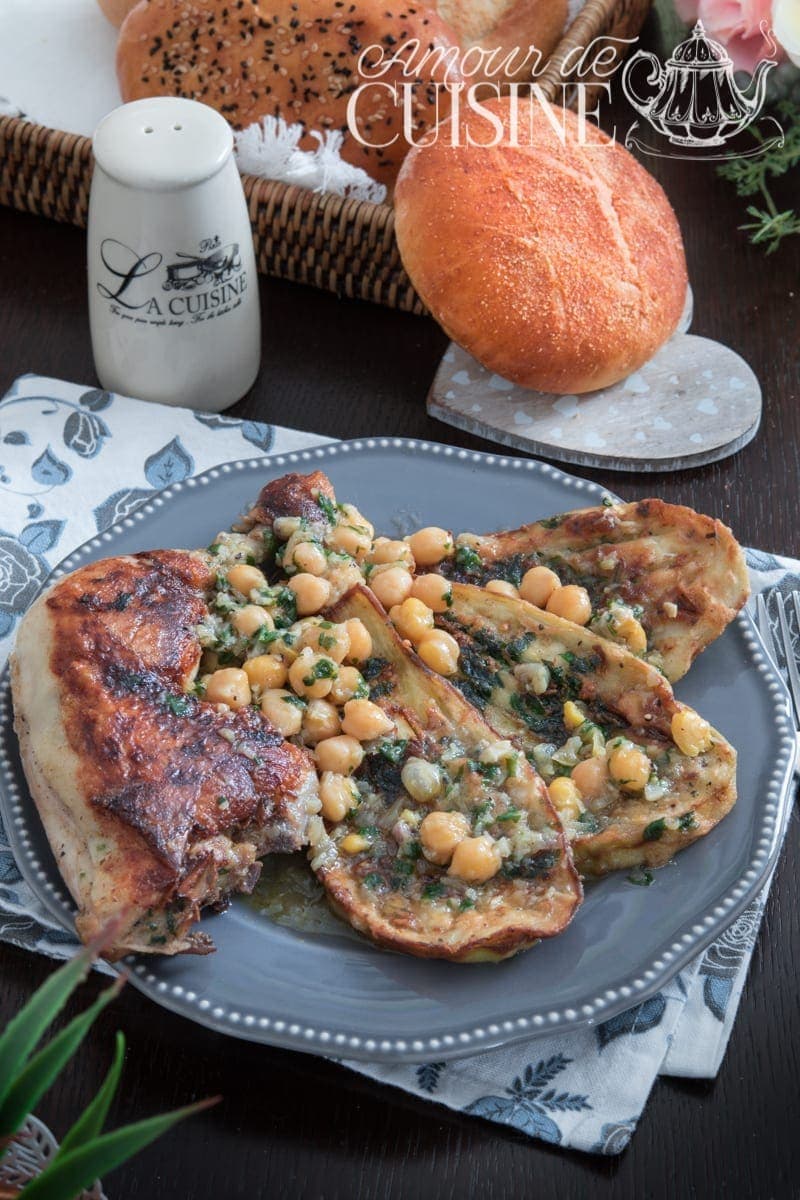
0, 0, 651, 314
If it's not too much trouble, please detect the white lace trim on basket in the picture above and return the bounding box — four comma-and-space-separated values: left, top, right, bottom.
234, 116, 388, 203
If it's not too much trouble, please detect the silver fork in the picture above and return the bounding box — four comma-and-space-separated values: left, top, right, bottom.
756, 588, 800, 764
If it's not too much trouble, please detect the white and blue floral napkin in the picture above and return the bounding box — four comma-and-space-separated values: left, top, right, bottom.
0, 373, 794, 1155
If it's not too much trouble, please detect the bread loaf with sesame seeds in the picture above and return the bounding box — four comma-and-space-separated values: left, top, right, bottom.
116, 0, 463, 186
97, 0, 140, 26
393, 96, 688, 395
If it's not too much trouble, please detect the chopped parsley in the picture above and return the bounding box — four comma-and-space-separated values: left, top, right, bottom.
378, 738, 408, 764
422, 881, 445, 900
207, 543, 221, 555
164, 693, 192, 716
496, 807, 522, 823
678, 811, 697, 832
459, 896, 476, 911
303, 658, 338, 685
455, 545, 482, 573
577, 810, 601, 834
216, 796, 230, 809
318, 632, 337, 650
316, 492, 338, 524
627, 868, 655, 886
283, 694, 307, 709
363, 872, 384, 890
643, 818, 667, 842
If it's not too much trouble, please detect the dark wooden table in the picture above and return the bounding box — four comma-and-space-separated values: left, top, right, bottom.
1, 73, 798, 1200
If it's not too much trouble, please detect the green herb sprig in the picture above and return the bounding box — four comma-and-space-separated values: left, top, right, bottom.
717, 101, 800, 254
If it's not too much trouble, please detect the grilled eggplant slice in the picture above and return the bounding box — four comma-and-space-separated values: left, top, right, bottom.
435, 584, 737, 875
440, 499, 749, 681
11, 548, 319, 959
307, 587, 582, 961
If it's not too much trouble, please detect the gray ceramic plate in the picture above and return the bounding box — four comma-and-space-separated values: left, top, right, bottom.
0, 439, 795, 1063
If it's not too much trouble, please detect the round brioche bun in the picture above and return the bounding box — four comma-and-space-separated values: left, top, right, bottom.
394, 97, 688, 394
117, 0, 462, 186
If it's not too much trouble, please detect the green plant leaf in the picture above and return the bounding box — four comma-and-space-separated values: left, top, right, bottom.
0, 978, 124, 1141
19, 1098, 218, 1200
56, 1032, 125, 1157
0, 947, 93, 1111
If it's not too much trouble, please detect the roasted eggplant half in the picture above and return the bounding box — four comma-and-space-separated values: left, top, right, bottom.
306, 587, 583, 961
439, 499, 749, 682
434, 584, 738, 875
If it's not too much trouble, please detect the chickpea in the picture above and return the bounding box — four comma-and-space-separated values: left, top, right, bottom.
227, 563, 267, 597
671, 709, 713, 757
571, 755, 609, 799
300, 621, 351, 663
407, 526, 453, 567
420, 810, 470, 865
417, 629, 460, 676
370, 566, 413, 610
608, 744, 651, 792
514, 662, 550, 695
205, 668, 251, 710
548, 776, 583, 821
546, 584, 592, 626
243, 654, 287, 691
232, 604, 273, 638
563, 700, 587, 731
519, 566, 560, 607
303, 699, 342, 744
314, 735, 364, 775
340, 833, 370, 854
401, 757, 443, 803
330, 666, 368, 706
343, 619, 372, 664
319, 771, 359, 822
292, 541, 327, 577
368, 538, 415, 568
341, 698, 394, 741
261, 688, 304, 737
485, 579, 518, 598
288, 572, 332, 617
288, 649, 338, 699
411, 573, 452, 613
614, 613, 648, 655
327, 523, 372, 559
325, 560, 364, 599
339, 504, 374, 541
392, 597, 435, 644
448, 835, 502, 884
273, 516, 301, 541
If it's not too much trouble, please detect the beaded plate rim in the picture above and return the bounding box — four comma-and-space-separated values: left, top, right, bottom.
0, 437, 795, 1063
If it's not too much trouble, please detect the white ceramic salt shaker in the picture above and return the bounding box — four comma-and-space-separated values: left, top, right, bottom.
88, 97, 260, 411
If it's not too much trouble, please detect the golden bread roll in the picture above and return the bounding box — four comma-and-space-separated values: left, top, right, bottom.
117, 0, 462, 185
436, 0, 567, 81
394, 98, 688, 394
96, 0, 139, 25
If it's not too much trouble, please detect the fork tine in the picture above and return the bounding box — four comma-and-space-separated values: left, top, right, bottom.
757, 593, 779, 670
776, 593, 800, 724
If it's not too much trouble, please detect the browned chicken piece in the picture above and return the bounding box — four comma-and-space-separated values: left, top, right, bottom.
11, 549, 318, 960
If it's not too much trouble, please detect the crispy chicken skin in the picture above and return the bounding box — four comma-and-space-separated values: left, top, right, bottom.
11, 549, 318, 959
238, 469, 335, 531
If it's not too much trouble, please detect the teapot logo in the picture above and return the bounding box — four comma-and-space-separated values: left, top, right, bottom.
621, 20, 783, 160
